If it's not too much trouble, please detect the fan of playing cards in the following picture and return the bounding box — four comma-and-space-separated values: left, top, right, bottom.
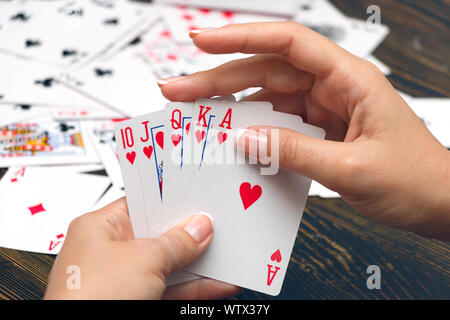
0, 0, 448, 295
115, 98, 324, 295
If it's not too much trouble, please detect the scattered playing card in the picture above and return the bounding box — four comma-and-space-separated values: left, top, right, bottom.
0, 166, 110, 254
0, 116, 99, 166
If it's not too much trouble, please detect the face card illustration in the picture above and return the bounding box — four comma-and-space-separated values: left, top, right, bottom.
0, 116, 99, 166
182, 101, 325, 295
114, 119, 148, 238
132, 111, 166, 237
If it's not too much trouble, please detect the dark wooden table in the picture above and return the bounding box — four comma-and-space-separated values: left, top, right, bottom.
0, 0, 449, 300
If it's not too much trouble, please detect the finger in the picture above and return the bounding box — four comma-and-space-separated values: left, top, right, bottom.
159, 54, 313, 102
237, 126, 353, 191
162, 278, 241, 300
190, 22, 350, 76
141, 213, 214, 278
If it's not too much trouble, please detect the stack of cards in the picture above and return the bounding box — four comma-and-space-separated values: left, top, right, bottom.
114, 97, 325, 295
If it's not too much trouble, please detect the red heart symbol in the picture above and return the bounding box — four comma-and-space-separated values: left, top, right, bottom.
239, 182, 262, 210
126, 151, 136, 165
270, 249, 282, 263
185, 123, 191, 135
195, 130, 205, 143
217, 132, 228, 145
171, 134, 181, 147
155, 131, 164, 150
143, 145, 153, 159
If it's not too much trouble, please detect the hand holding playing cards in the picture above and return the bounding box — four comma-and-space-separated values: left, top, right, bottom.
159, 22, 450, 240
44, 198, 239, 299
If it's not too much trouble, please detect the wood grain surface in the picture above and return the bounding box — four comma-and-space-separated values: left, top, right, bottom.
0, 0, 449, 300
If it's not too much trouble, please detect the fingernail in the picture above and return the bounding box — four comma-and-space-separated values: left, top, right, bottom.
189, 27, 217, 39
189, 29, 202, 38
236, 128, 268, 158
183, 212, 213, 243
157, 76, 186, 87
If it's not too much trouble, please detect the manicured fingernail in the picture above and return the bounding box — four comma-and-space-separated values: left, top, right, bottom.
189, 29, 202, 38
183, 212, 213, 243
157, 76, 186, 87
237, 128, 268, 158
189, 27, 217, 39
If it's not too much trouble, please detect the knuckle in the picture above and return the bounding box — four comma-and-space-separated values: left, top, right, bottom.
279, 134, 301, 169
337, 154, 366, 180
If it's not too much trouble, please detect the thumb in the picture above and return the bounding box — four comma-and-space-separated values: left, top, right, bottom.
145, 213, 214, 277
237, 126, 350, 190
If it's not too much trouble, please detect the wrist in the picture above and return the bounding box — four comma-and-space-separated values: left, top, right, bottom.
416, 149, 450, 241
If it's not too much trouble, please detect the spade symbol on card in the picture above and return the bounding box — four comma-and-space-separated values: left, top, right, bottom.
62, 49, 77, 57
15, 104, 32, 110
25, 39, 41, 48
61, 49, 87, 61
128, 36, 141, 46
155, 131, 164, 150
94, 68, 113, 77
103, 17, 119, 25
10, 12, 30, 22
59, 123, 75, 132
143, 145, 153, 159
34, 78, 55, 88
239, 182, 262, 210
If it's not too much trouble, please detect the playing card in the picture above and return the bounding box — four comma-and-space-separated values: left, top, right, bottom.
0, 166, 110, 254
0, 0, 158, 68
88, 120, 126, 189
0, 116, 99, 166
179, 99, 325, 295
295, 0, 389, 58
158, 4, 284, 44
408, 98, 450, 148
59, 50, 168, 117
0, 52, 108, 110
129, 20, 250, 79
0, 104, 49, 126
114, 118, 149, 238
162, 98, 274, 231
155, 0, 297, 17
132, 110, 166, 237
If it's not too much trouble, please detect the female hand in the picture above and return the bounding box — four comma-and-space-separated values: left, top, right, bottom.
158, 22, 450, 240
44, 198, 240, 299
